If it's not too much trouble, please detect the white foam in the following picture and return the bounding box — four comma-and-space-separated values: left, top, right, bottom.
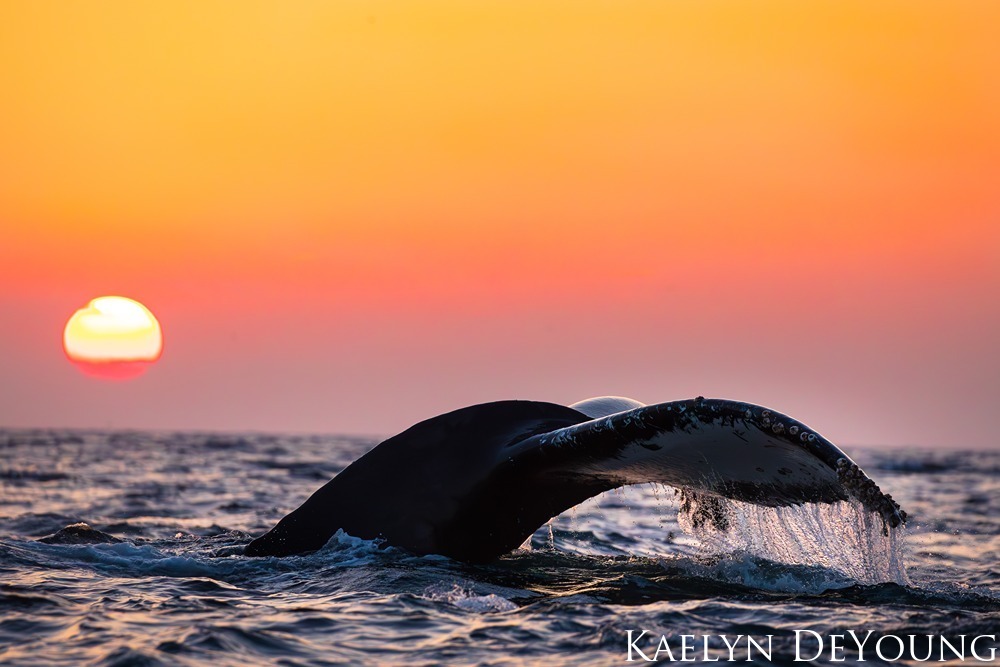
29, 540, 238, 578
426, 584, 517, 613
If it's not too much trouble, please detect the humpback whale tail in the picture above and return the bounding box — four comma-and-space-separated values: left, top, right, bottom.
245, 398, 906, 562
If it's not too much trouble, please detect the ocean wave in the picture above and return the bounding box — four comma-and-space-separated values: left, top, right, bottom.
1, 430, 996, 666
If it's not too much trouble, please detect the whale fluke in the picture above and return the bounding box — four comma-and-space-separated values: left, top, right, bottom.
245, 398, 906, 562
569, 395, 646, 418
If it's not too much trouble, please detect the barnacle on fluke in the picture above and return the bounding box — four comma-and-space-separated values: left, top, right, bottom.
837, 458, 907, 534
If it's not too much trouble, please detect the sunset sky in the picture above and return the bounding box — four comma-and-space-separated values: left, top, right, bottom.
1, 1, 997, 447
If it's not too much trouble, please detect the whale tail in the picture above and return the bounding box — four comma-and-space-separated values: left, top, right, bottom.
245, 398, 905, 561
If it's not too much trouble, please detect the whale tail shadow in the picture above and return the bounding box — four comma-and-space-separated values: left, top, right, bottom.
245, 398, 906, 562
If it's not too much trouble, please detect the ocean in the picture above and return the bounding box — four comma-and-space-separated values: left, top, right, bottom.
1, 430, 997, 665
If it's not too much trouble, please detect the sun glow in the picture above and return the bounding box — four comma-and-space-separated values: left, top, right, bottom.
63, 296, 163, 380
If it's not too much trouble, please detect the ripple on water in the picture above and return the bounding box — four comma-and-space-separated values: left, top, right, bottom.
0, 431, 997, 666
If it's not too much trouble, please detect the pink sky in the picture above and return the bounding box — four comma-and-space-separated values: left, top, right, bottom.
1, 2, 998, 447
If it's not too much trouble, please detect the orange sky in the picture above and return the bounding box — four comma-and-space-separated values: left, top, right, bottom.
1, 1, 997, 446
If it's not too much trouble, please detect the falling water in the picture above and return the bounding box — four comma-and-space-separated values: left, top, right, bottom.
677, 493, 910, 585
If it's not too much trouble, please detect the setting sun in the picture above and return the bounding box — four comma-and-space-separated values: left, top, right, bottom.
63, 296, 163, 380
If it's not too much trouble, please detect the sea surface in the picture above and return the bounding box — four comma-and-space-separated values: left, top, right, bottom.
0, 429, 997, 665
